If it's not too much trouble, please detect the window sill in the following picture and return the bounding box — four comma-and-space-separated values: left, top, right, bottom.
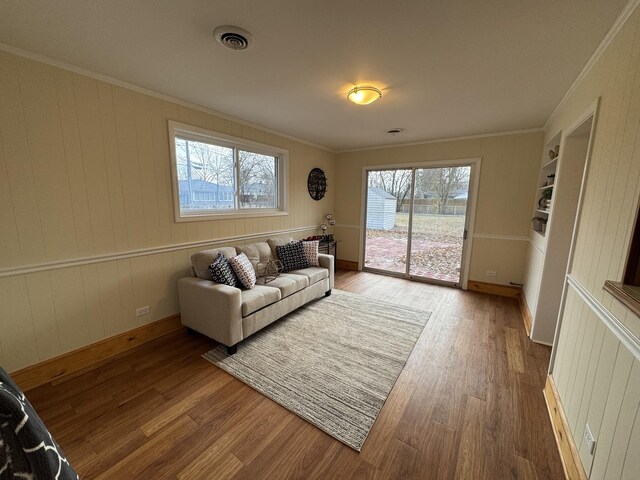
603, 280, 640, 318
175, 210, 289, 223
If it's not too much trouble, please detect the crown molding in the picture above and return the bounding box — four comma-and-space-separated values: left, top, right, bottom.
335, 127, 544, 154
0, 43, 550, 155
544, 0, 640, 130
0, 43, 333, 153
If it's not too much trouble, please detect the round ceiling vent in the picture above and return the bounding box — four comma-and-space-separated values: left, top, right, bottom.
213, 25, 254, 51
386, 128, 405, 135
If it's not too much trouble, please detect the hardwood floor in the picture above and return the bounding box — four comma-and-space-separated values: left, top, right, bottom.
26, 271, 564, 479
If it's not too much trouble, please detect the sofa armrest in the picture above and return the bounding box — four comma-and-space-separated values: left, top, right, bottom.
318, 253, 334, 289
177, 277, 243, 346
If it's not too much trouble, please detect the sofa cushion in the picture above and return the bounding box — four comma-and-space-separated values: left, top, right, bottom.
229, 252, 257, 289
236, 242, 274, 269
277, 241, 310, 272
280, 273, 310, 290
208, 253, 239, 287
191, 247, 238, 280
287, 266, 329, 286
241, 285, 281, 317
257, 273, 308, 298
267, 236, 294, 259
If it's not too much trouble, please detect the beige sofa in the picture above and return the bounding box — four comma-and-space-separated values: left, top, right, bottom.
178, 239, 334, 354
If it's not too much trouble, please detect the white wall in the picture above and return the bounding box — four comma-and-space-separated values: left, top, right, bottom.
0, 51, 335, 372
534, 2, 640, 477
334, 132, 543, 286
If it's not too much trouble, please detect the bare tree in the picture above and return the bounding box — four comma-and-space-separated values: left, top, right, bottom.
175, 138, 190, 181
239, 151, 276, 207
417, 167, 469, 214
368, 169, 413, 212
175, 139, 235, 208
189, 142, 234, 187
176, 139, 278, 208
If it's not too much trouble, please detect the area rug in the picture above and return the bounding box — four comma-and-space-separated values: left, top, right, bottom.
202, 289, 430, 451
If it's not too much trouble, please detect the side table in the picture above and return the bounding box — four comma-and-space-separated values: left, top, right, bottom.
318, 240, 339, 272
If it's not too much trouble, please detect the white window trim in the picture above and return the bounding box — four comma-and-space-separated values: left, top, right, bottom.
168, 120, 288, 222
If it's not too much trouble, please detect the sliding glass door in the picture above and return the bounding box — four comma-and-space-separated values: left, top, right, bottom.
408, 166, 470, 283
364, 169, 412, 274
363, 164, 472, 287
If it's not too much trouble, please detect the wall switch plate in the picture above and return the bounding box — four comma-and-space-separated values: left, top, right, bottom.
584, 423, 596, 455
136, 306, 150, 317
486, 271, 497, 277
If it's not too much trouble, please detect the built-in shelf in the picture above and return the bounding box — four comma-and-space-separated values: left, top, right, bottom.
531, 142, 558, 239
541, 156, 558, 170
525, 110, 597, 346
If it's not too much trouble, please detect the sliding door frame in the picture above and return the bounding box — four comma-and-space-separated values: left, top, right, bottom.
360, 157, 481, 289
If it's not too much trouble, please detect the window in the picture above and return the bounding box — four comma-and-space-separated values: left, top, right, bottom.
168, 121, 287, 221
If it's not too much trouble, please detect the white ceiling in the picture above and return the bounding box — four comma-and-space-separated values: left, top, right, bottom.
0, 0, 629, 151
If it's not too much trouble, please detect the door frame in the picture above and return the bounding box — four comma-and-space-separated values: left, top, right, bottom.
359, 157, 481, 289
548, 98, 600, 367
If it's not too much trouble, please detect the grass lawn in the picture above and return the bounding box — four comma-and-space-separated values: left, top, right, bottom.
398, 212, 465, 236
364, 213, 466, 281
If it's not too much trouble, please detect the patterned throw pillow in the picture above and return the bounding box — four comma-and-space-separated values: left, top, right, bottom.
208, 253, 239, 287
268, 237, 293, 260
302, 240, 320, 266
229, 252, 257, 289
276, 241, 310, 272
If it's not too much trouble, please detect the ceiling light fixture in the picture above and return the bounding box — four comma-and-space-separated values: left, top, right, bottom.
347, 85, 382, 105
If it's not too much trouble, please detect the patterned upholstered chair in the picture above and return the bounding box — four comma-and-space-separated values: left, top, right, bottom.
0, 367, 78, 479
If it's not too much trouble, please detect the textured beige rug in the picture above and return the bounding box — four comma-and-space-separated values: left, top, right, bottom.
203, 289, 430, 451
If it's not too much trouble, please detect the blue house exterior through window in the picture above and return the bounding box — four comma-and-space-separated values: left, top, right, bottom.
178, 179, 235, 210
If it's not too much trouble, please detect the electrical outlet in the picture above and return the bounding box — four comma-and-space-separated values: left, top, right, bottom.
584, 423, 596, 455
135, 306, 150, 317
486, 271, 497, 277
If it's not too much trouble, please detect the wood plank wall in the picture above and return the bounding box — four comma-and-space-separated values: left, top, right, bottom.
543, 4, 640, 479
0, 50, 335, 373
553, 286, 640, 478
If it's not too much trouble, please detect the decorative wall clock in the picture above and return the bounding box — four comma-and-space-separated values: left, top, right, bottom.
307, 168, 327, 201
